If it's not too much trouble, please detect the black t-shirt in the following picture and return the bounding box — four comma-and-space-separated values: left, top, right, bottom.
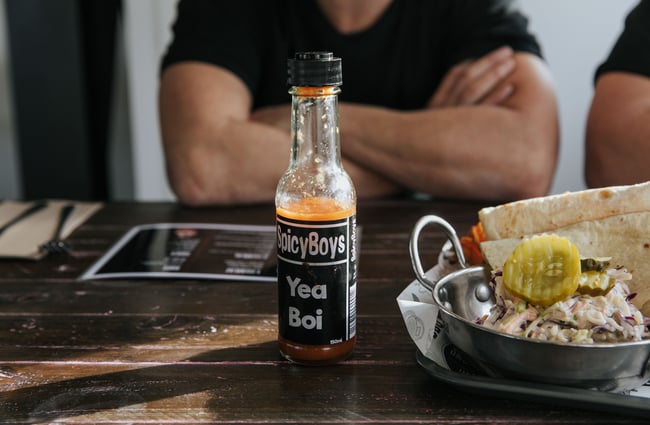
161, 0, 542, 110
596, 0, 650, 81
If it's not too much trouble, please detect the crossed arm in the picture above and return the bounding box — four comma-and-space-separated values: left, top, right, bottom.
159, 47, 559, 206
585, 72, 650, 188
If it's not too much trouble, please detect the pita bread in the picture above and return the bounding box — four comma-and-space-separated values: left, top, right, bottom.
480, 212, 650, 312
478, 181, 650, 240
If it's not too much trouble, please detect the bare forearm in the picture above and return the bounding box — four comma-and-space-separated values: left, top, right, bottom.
160, 64, 294, 206
162, 118, 290, 205
164, 103, 401, 205
340, 102, 557, 201
251, 104, 404, 199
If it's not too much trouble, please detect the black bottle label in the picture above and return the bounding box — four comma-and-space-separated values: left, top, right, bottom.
276, 213, 357, 345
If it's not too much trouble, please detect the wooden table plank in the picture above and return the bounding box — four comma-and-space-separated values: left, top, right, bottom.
0, 200, 648, 423
0, 362, 636, 424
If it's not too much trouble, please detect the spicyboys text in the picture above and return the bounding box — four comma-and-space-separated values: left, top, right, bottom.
277, 228, 346, 261
276, 215, 354, 344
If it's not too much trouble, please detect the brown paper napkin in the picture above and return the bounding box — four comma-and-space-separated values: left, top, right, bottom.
0, 200, 103, 259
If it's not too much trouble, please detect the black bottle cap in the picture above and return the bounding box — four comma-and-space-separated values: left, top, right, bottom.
287, 52, 342, 87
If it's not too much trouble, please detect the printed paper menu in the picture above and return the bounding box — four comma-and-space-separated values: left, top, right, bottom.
80, 223, 276, 282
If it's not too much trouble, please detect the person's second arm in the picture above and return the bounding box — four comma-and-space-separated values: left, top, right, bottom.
585, 72, 650, 188
339, 51, 559, 202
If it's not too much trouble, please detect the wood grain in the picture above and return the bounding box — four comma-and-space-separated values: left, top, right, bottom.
0, 199, 646, 423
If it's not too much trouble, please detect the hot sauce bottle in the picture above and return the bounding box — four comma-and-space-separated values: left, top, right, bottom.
275, 52, 357, 365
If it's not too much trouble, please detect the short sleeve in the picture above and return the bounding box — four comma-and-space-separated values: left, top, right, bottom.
595, 0, 650, 81
440, 0, 542, 67
160, 0, 264, 94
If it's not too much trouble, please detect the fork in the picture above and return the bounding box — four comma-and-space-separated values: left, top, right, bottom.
0, 200, 48, 236
39, 204, 75, 255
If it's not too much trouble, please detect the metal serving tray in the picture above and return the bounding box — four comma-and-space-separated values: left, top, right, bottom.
416, 350, 650, 419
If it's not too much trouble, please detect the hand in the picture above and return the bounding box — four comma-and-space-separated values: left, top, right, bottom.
428, 46, 517, 108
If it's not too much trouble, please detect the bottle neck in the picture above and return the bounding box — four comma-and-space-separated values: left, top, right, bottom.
289, 86, 342, 169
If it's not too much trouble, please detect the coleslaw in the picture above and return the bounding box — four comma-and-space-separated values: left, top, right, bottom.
477, 267, 650, 343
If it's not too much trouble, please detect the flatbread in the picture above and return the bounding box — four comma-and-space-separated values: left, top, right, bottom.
480, 212, 650, 312
478, 181, 650, 240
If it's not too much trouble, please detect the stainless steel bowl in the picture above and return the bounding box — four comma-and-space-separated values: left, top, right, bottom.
410, 215, 650, 392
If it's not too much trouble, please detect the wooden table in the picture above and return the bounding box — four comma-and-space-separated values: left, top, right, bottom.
0, 199, 647, 424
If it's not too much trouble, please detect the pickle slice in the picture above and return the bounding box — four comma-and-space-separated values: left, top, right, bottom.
580, 257, 611, 272
503, 234, 581, 306
577, 271, 613, 296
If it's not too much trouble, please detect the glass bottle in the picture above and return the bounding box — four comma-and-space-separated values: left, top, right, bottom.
275, 52, 357, 365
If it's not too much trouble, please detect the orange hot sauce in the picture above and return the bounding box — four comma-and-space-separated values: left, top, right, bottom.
276, 53, 357, 365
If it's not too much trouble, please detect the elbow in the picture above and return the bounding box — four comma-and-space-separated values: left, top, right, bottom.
520, 160, 557, 200
584, 120, 607, 188
522, 122, 560, 199
166, 161, 231, 207
498, 165, 554, 201
167, 168, 216, 207
584, 150, 624, 189
506, 140, 558, 201
584, 132, 621, 189
172, 182, 213, 208
584, 149, 606, 189
166, 155, 269, 206
510, 171, 554, 200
